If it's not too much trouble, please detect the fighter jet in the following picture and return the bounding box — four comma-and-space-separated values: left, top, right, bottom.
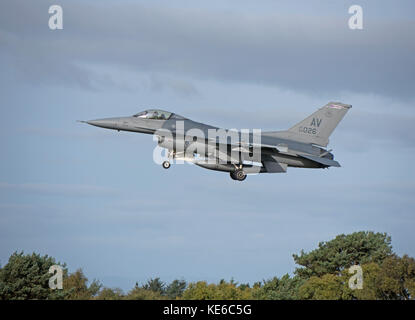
81, 102, 351, 181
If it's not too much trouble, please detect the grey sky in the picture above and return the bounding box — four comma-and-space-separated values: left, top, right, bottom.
2, 0, 415, 98
0, 0, 414, 291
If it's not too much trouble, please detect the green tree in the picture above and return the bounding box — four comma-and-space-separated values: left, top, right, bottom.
63, 269, 101, 300
293, 231, 392, 278
165, 279, 187, 299
298, 274, 348, 300
182, 280, 252, 300
142, 277, 166, 295
299, 255, 415, 300
252, 274, 305, 300
374, 254, 415, 300
350, 262, 382, 300
0, 251, 68, 300
95, 287, 124, 300
125, 284, 167, 300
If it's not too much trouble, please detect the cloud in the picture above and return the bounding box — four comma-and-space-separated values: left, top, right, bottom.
0, 0, 414, 99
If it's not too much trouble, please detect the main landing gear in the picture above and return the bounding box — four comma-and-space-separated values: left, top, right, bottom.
230, 169, 247, 181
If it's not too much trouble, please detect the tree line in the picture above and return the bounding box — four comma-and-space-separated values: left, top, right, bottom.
1, 231, 414, 300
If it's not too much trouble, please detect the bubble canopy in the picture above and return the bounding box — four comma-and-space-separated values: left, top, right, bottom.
133, 109, 186, 120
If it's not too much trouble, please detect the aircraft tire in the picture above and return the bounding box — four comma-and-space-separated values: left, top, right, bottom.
233, 169, 247, 181
162, 161, 171, 169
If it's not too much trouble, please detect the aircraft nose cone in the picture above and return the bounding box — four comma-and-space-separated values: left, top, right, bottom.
86, 118, 120, 130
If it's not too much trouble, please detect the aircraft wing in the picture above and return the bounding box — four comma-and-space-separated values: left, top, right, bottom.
299, 154, 340, 167
156, 131, 340, 168
262, 157, 288, 173
223, 141, 341, 168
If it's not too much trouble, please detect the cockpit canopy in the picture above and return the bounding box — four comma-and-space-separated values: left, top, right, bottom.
133, 109, 186, 120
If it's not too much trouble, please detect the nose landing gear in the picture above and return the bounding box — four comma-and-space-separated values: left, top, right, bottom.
162, 161, 171, 169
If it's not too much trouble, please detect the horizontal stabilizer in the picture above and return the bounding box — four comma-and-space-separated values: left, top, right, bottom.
300, 154, 340, 167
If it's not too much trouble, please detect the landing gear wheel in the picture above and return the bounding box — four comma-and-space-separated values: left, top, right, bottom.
231, 169, 246, 181
162, 161, 171, 169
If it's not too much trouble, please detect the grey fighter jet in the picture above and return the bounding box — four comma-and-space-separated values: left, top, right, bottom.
81, 102, 351, 181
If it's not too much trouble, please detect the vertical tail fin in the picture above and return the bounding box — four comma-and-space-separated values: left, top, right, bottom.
265, 102, 351, 147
